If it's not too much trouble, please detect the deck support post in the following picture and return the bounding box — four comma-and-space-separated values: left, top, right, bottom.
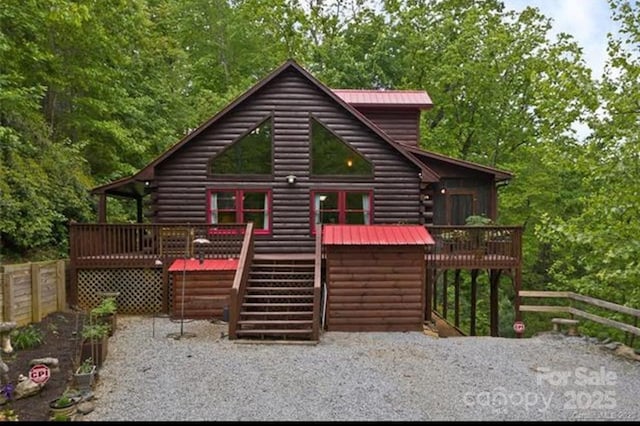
442, 270, 448, 319
97, 192, 107, 223
470, 269, 478, 336
425, 267, 433, 323
454, 269, 461, 328
490, 269, 501, 337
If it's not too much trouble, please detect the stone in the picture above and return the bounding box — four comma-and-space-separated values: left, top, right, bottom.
14, 379, 44, 400
76, 401, 95, 415
29, 357, 60, 373
601, 337, 612, 345
604, 342, 620, 350
614, 345, 640, 362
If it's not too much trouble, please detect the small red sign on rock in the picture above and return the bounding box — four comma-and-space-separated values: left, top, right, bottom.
29, 364, 50, 385
513, 321, 525, 334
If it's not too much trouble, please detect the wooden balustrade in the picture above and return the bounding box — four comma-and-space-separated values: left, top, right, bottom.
70, 223, 246, 269
312, 224, 323, 341
228, 222, 255, 340
426, 225, 523, 268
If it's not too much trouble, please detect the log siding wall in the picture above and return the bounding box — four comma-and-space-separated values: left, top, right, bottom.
325, 246, 425, 332
354, 108, 420, 147
153, 68, 421, 253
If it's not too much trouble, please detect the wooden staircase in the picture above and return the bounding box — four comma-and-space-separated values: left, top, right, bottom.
236, 256, 317, 341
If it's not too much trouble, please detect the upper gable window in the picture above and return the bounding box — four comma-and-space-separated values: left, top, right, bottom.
209, 117, 272, 175
311, 118, 373, 176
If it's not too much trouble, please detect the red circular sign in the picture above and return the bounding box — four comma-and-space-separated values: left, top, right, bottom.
29, 364, 50, 384
513, 321, 525, 333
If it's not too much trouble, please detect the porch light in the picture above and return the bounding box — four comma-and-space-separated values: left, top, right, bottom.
347, 159, 353, 167
440, 188, 447, 194
286, 174, 297, 185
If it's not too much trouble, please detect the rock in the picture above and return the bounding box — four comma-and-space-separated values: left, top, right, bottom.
604, 342, 620, 350
29, 357, 60, 372
589, 337, 600, 344
14, 379, 44, 400
614, 345, 640, 362
77, 401, 95, 415
601, 337, 612, 344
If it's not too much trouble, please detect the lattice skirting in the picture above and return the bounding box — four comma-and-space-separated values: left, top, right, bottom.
78, 268, 163, 314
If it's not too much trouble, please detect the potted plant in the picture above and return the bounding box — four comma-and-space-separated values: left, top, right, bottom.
73, 357, 96, 392
91, 297, 118, 337
80, 322, 110, 368
49, 392, 78, 418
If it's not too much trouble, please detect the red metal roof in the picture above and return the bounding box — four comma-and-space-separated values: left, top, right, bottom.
168, 258, 239, 272
322, 225, 435, 246
332, 89, 433, 109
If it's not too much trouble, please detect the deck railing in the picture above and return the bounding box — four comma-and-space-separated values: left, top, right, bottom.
426, 225, 523, 268
228, 222, 255, 340
69, 223, 247, 268
312, 224, 323, 341
520, 291, 640, 337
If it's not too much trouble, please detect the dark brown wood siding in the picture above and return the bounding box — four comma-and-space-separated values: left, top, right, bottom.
326, 245, 425, 331
172, 270, 234, 319
153, 68, 421, 253
355, 107, 420, 147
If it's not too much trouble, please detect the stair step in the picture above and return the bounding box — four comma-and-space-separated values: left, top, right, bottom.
241, 303, 314, 308
244, 295, 313, 300
238, 320, 313, 326
248, 278, 313, 284
240, 311, 313, 317
251, 263, 314, 269
247, 287, 314, 292
236, 329, 313, 336
250, 271, 313, 276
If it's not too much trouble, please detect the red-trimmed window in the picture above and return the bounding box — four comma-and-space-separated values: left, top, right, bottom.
207, 189, 271, 234
311, 190, 372, 233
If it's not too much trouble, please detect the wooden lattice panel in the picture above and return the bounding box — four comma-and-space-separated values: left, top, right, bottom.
78, 268, 163, 314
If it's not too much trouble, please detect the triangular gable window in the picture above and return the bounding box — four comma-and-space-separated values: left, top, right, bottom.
311, 118, 373, 176
209, 117, 272, 175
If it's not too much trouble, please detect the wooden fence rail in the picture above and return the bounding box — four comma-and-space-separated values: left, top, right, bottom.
519, 290, 640, 336
0, 260, 67, 326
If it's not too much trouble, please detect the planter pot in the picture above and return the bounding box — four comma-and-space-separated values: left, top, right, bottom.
73, 365, 96, 392
49, 397, 79, 418
80, 336, 108, 368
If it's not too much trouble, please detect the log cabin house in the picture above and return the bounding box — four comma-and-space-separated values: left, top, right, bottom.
70, 60, 522, 341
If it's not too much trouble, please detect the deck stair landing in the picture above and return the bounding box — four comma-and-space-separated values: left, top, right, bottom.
236, 255, 316, 341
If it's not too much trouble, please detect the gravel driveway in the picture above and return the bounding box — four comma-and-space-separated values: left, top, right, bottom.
82, 315, 640, 421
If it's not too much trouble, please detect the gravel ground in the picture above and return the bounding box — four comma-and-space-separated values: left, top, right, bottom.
82, 315, 640, 421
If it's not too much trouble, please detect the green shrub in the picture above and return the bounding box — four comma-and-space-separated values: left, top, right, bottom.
10, 325, 44, 350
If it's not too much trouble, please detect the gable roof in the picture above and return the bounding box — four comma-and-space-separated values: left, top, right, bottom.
92, 59, 511, 196
401, 144, 513, 182
333, 89, 433, 110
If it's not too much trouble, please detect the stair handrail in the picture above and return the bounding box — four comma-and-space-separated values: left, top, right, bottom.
312, 224, 323, 340
229, 222, 254, 339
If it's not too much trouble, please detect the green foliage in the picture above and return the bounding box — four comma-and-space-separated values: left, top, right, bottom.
90, 297, 117, 317
10, 325, 44, 350
81, 323, 110, 341
76, 357, 95, 374
52, 394, 73, 409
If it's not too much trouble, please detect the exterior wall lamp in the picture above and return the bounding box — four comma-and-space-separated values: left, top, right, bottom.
286, 174, 297, 185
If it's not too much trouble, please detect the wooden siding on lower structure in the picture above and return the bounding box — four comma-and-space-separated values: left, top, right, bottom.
171, 270, 235, 320
0, 260, 66, 326
325, 246, 425, 332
